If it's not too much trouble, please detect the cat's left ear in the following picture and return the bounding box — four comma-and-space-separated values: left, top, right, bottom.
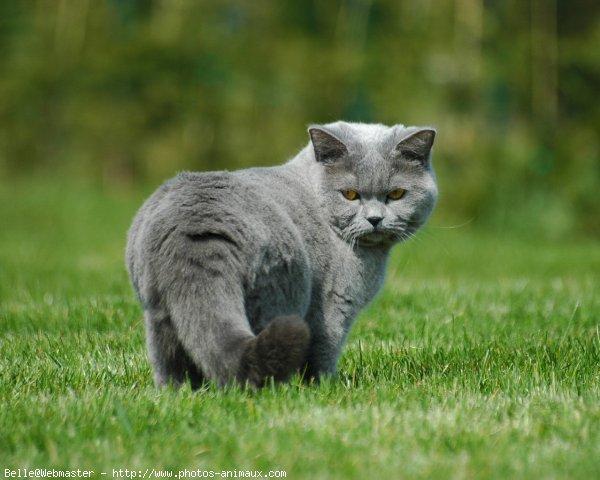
308, 126, 348, 164
395, 128, 436, 165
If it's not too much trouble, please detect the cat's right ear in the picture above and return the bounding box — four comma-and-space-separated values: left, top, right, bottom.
308, 126, 348, 164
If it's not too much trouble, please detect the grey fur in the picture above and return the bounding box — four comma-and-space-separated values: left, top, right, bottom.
126, 121, 438, 388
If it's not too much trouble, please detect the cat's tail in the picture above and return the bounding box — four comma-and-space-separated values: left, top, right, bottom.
237, 315, 311, 387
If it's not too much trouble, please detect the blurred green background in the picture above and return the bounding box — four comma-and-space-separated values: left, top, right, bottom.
0, 0, 598, 237
1, 3, 599, 474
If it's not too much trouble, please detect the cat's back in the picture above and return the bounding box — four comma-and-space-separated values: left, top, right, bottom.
160, 168, 313, 242
125, 168, 319, 307
127, 169, 297, 260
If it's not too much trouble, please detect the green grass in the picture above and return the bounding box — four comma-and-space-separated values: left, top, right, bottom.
1, 179, 599, 479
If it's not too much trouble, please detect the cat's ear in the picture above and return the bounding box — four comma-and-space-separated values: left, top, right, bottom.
308, 126, 348, 164
395, 128, 436, 165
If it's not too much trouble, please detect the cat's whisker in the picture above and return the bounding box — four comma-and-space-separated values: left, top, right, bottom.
411, 227, 451, 255
397, 229, 421, 246
428, 217, 475, 230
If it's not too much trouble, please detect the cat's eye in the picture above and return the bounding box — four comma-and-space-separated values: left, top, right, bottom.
341, 189, 360, 201
387, 188, 406, 201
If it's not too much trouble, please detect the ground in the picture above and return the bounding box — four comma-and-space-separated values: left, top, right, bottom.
1, 180, 599, 479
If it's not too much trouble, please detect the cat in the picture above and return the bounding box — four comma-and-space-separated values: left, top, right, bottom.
125, 121, 438, 388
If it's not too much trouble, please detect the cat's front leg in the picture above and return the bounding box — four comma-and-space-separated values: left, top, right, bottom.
305, 337, 341, 380
305, 310, 352, 380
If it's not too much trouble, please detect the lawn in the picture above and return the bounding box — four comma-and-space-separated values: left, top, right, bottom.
1, 179, 599, 479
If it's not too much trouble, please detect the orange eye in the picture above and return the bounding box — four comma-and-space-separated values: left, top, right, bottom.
387, 188, 406, 200
342, 189, 360, 201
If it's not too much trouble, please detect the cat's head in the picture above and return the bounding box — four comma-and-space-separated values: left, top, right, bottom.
308, 122, 438, 248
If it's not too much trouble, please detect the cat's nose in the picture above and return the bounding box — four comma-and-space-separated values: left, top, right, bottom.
367, 216, 383, 227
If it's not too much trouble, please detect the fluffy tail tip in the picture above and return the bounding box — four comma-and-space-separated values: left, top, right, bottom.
238, 315, 310, 387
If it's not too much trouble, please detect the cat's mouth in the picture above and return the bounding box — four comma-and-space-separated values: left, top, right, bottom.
356, 229, 397, 246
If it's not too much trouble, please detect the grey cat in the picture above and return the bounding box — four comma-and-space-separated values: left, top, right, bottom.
126, 121, 438, 388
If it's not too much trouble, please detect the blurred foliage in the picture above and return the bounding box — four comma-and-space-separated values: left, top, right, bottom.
0, 0, 598, 237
